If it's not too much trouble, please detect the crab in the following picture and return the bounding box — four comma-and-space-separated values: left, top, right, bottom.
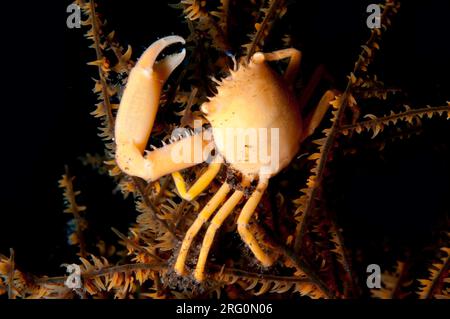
115, 35, 336, 282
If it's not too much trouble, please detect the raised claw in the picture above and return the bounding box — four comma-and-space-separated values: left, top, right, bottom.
115, 36, 186, 181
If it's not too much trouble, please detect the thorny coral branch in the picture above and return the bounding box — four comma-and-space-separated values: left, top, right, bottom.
173, 0, 232, 52
132, 176, 178, 238
7, 249, 14, 299
293, 0, 401, 253
340, 104, 450, 138
417, 247, 450, 299
59, 166, 87, 258
328, 214, 358, 297
371, 261, 406, 299
245, 0, 286, 60
35, 262, 165, 286
256, 223, 334, 298
111, 227, 163, 263
84, 0, 115, 141
34, 261, 320, 297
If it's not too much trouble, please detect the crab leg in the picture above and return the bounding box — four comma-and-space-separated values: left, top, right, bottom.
115, 36, 207, 181
253, 48, 302, 84
194, 189, 245, 282
237, 177, 272, 267
172, 156, 223, 201
302, 89, 337, 140
174, 182, 231, 276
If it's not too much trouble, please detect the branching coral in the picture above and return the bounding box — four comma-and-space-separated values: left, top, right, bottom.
59, 166, 88, 258
0, 0, 448, 299
416, 246, 450, 299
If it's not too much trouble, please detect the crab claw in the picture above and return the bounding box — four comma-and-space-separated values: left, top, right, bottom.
115, 35, 186, 181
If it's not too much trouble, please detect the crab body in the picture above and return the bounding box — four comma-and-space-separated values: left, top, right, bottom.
202, 53, 303, 178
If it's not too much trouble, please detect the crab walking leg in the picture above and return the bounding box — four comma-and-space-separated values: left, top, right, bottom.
302, 89, 337, 140
174, 182, 231, 275
194, 189, 245, 281
253, 48, 302, 84
116, 35, 207, 181
237, 177, 272, 267
297, 64, 333, 111
172, 156, 223, 201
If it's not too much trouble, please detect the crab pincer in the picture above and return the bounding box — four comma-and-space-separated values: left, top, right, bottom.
115, 36, 188, 181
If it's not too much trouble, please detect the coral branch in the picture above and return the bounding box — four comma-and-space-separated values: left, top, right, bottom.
293, 0, 400, 253
340, 104, 450, 138
84, 0, 116, 143
417, 247, 450, 299
244, 0, 286, 60
59, 166, 87, 258
7, 248, 14, 299
328, 216, 358, 297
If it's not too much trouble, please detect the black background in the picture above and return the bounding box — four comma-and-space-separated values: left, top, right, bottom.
0, 0, 449, 287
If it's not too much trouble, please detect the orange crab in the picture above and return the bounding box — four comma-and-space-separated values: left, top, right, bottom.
115, 35, 336, 282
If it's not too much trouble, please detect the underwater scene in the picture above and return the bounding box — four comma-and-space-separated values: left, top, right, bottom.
0, 0, 449, 301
